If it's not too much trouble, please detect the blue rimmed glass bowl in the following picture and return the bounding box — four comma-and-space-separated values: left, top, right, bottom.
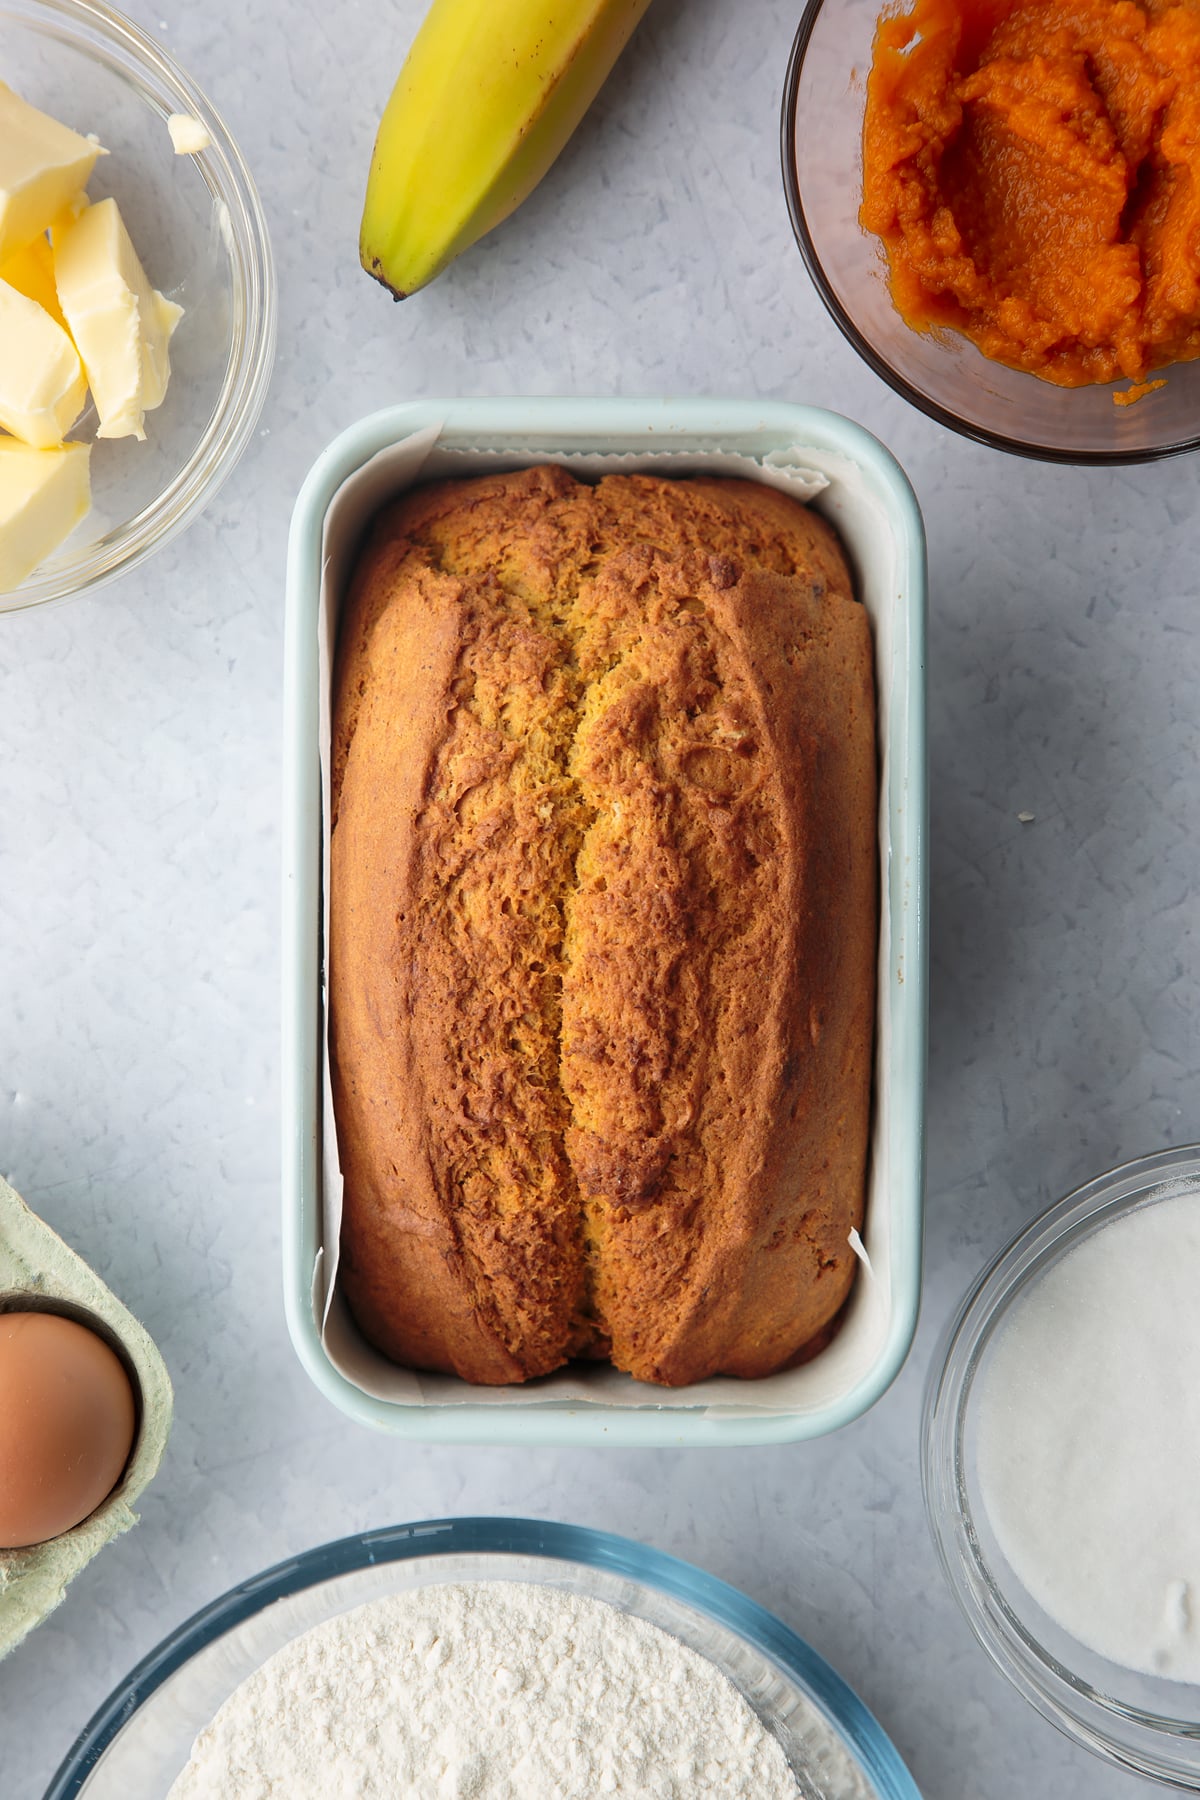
47, 1517, 921, 1798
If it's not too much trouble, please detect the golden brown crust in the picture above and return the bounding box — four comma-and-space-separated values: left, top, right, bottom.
329, 467, 876, 1386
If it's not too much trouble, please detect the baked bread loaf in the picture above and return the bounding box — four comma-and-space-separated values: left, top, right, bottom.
330, 466, 877, 1387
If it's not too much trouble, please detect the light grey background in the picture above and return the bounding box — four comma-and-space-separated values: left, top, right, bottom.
1, 0, 1196, 1795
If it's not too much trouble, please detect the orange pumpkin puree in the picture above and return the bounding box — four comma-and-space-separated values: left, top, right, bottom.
861, 0, 1200, 385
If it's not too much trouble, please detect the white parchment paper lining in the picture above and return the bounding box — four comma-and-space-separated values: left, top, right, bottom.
314, 427, 898, 1416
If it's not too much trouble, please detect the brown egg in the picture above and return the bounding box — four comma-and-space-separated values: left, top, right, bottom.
0, 1310, 137, 1550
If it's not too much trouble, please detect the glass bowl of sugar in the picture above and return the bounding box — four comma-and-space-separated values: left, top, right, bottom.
923, 1144, 1200, 1788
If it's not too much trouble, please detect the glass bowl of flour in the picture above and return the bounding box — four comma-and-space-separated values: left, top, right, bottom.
924, 1144, 1200, 1789
44, 1517, 919, 1799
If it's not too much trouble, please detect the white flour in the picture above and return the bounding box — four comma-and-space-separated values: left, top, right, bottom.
167, 1581, 810, 1799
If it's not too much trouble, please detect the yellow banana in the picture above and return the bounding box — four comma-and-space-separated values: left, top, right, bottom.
360, 0, 654, 299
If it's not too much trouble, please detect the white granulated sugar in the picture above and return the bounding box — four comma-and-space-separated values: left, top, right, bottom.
977, 1187, 1200, 1682
167, 1581, 806, 1799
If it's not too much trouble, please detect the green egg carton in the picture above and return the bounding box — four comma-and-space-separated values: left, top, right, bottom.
0, 1175, 173, 1658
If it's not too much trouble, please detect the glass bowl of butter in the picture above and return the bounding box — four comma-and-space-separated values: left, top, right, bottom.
0, 0, 275, 612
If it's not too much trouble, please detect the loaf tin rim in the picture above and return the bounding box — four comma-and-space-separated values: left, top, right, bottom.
282, 396, 927, 1447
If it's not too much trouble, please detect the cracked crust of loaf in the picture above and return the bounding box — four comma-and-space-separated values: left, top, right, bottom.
329, 466, 877, 1387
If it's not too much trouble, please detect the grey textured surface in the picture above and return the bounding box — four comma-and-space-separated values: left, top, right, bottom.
0, 0, 1196, 1795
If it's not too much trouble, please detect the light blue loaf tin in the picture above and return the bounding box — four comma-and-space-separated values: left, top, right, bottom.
283, 397, 927, 1447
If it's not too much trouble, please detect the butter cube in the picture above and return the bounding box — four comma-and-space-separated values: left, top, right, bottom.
0, 439, 91, 591
0, 280, 86, 448
0, 83, 102, 262
166, 113, 212, 156
0, 232, 70, 331
53, 197, 183, 442
47, 189, 91, 252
